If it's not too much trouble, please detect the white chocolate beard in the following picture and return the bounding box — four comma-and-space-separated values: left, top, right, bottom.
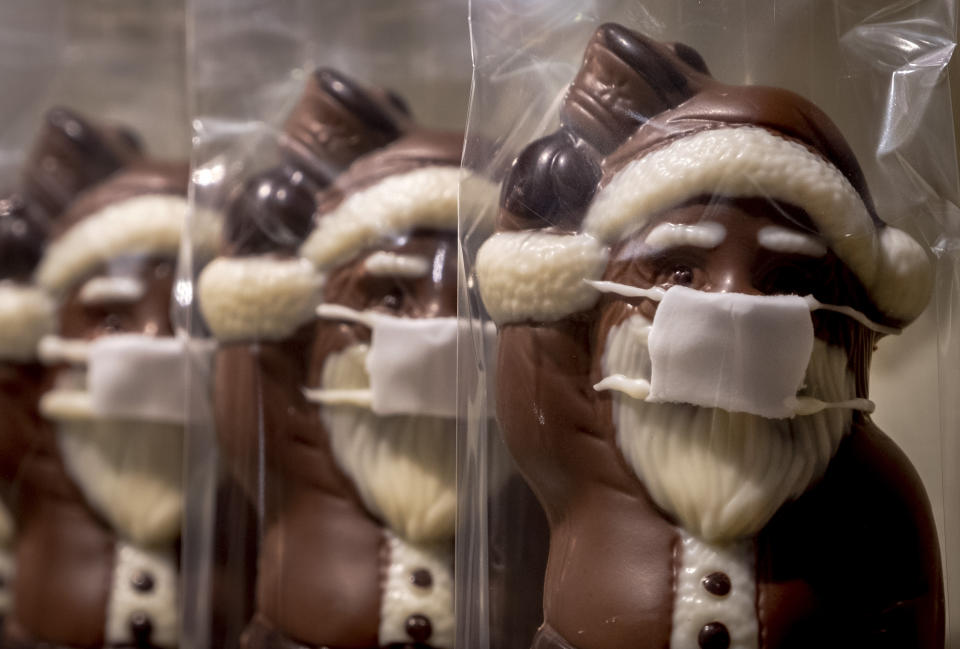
55, 417, 183, 546
603, 314, 855, 543
320, 344, 457, 544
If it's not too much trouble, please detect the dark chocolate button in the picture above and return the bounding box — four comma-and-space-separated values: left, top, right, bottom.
698, 621, 730, 649
129, 611, 153, 648
404, 614, 432, 643
702, 571, 731, 597
410, 568, 433, 589
131, 570, 155, 593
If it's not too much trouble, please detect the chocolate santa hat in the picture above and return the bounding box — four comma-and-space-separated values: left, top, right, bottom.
0, 196, 53, 361
199, 69, 462, 342
22, 107, 143, 220
478, 24, 932, 328
35, 160, 189, 296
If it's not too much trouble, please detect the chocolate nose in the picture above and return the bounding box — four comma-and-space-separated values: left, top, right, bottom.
714, 269, 764, 296
404, 613, 433, 643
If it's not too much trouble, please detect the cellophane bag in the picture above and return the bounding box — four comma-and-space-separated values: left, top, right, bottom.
459, 1, 960, 647
182, 2, 471, 648
0, 1, 190, 648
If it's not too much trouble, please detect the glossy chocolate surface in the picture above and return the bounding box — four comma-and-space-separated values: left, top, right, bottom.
0, 159, 185, 648
0, 196, 47, 283
281, 68, 411, 186
222, 165, 319, 257
21, 107, 143, 220
211, 69, 461, 649
490, 24, 943, 649
54, 160, 187, 237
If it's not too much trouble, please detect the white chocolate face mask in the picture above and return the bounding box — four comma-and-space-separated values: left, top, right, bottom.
306, 303, 497, 418
39, 334, 212, 425
589, 282, 895, 419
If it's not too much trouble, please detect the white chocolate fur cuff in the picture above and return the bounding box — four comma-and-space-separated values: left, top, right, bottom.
198, 255, 323, 342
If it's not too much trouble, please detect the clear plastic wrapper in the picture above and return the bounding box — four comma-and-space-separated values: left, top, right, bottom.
459, 1, 960, 647
0, 2, 189, 648
182, 3, 471, 648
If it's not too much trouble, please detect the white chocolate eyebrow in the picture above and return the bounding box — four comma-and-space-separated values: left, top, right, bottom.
79, 276, 145, 305
364, 252, 431, 278
757, 226, 827, 257
644, 222, 726, 250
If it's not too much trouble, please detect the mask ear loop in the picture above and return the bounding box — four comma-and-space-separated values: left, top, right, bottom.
585, 280, 663, 398
584, 280, 665, 302
303, 303, 377, 408
802, 296, 901, 337
315, 303, 379, 328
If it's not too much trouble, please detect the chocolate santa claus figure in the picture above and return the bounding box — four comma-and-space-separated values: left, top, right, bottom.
198, 69, 459, 649
0, 107, 190, 649
475, 25, 943, 649
0, 195, 53, 637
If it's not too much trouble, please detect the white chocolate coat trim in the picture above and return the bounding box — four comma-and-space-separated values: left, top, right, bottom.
37, 194, 187, 294
300, 166, 460, 270
671, 532, 758, 649
105, 541, 178, 648
198, 256, 323, 342
0, 283, 54, 361
380, 532, 454, 648
583, 127, 930, 323
476, 231, 609, 324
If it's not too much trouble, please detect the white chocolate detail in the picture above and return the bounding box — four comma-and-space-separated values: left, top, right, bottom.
645, 221, 726, 250
671, 532, 758, 649
584, 280, 665, 302
38, 335, 91, 365
302, 387, 374, 408
364, 252, 431, 278
0, 283, 54, 361
581, 126, 930, 323
756, 226, 827, 257
605, 313, 853, 542
56, 417, 183, 546
476, 231, 609, 324
593, 374, 651, 399
321, 344, 456, 543
379, 532, 454, 648
37, 194, 187, 294
79, 276, 146, 304
105, 541, 178, 648
198, 256, 323, 342
301, 166, 459, 271
40, 389, 96, 420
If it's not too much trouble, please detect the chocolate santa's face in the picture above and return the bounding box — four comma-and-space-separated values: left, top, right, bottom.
40, 253, 183, 547
586, 199, 879, 542
596, 198, 871, 350
306, 229, 459, 543
57, 255, 175, 340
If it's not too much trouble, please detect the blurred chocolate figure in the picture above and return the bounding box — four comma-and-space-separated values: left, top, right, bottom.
0, 196, 53, 636
199, 69, 459, 649
476, 25, 942, 649
0, 108, 190, 649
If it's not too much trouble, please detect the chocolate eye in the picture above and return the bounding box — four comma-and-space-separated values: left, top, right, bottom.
670, 265, 694, 286
382, 288, 402, 311
102, 313, 125, 333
